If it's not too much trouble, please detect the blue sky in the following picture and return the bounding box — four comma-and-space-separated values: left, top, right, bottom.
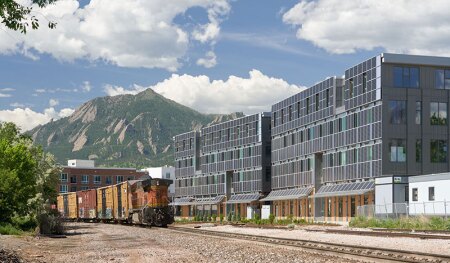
0, 0, 446, 130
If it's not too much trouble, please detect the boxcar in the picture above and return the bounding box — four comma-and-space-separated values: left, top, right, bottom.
96, 185, 115, 220
57, 192, 78, 219
77, 189, 97, 220
113, 181, 131, 221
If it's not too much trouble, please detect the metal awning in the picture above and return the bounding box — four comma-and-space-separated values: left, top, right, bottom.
225, 193, 261, 204
260, 187, 313, 201
193, 195, 225, 205
314, 181, 374, 198
169, 197, 194, 206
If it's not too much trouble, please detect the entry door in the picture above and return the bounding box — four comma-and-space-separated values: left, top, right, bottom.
102, 189, 106, 218
63, 195, 69, 216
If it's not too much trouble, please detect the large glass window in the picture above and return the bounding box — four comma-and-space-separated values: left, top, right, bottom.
362, 73, 367, 93
430, 140, 447, 163
288, 106, 292, 121
349, 78, 354, 98
416, 139, 422, 162
435, 69, 450, 89
389, 139, 406, 162
415, 101, 421, 124
116, 175, 124, 183
94, 175, 101, 184
389, 100, 407, 124
430, 102, 447, 125
306, 98, 310, 114
59, 185, 68, 193
315, 94, 319, 111
273, 112, 277, 127
394, 66, 419, 88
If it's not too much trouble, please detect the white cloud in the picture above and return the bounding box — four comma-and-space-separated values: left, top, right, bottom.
49, 99, 59, 107
283, 0, 450, 55
81, 81, 91, 92
0, 0, 231, 70
10, 102, 25, 107
103, 84, 146, 97
149, 70, 304, 114
35, 89, 46, 93
196, 51, 217, 68
0, 107, 75, 131
0, 93, 12, 98
0, 88, 15, 92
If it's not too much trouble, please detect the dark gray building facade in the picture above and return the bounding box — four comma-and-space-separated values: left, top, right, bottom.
173, 113, 272, 218
265, 53, 450, 222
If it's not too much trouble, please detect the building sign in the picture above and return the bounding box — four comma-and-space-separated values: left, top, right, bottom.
261, 205, 270, 219
393, 177, 402, 183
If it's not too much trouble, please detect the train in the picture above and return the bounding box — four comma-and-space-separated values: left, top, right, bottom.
57, 177, 174, 227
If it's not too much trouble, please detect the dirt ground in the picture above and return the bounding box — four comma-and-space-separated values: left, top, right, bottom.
0, 222, 368, 263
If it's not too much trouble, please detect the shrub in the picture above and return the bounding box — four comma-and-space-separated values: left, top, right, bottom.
212, 214, 217, 222
219, 214, 224, 223
38, 211, 64, 235
236, 214, 241, 222
231, 214, 236, 222
269, 214, 275, 225
11, 215, 37, 231
227, 212, 232, 222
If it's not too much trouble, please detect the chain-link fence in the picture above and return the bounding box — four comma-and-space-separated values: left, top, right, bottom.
357, 201, 450, 219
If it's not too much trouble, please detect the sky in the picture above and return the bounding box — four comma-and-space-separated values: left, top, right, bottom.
1, 0, 449, 131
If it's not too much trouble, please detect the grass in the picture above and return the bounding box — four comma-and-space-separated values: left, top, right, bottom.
349, 216, 450, 230
0, 224, 23, 235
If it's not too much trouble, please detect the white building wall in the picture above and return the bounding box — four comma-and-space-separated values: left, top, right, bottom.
409, 178, 450, 215
67, 159, 95, 168
142, 166, 175, 195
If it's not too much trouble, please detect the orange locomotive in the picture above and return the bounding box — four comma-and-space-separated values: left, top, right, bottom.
57, 177, 174, 227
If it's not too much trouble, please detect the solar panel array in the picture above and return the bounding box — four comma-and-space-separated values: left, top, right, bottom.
314, 181, 374, 198
226, 193, 261, 204
261, 186, 313, 201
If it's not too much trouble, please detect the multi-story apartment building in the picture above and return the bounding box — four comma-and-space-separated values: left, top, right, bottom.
58, 159, 148, 193
267, 53, 450, 222
173, 113, 272, 219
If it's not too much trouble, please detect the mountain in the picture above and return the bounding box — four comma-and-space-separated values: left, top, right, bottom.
29, 89, 243, 168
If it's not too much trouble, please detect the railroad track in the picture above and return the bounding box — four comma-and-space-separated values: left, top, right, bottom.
167, 226, 450, 263
304, 228, 450, 240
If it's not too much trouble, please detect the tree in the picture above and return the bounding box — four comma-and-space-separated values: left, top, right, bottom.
0, 0, 57, 33
0, 122, 60, 232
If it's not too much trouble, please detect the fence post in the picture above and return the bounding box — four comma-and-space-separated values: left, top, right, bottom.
445, 200, 447, 219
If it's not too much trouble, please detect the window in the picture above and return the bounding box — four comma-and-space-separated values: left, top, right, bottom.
389, 100, 407, 124
245, 124, 249, 136
430, 140, 447, 163
339, 151, 346, 165
297, 102, 301, 118
368, 146, 373, 160
415, 101, 421, 124
349, 78, 354, 98
70, 186, 77, 192
435, 69, 450, 89
82, 175, 89, 184
59, 185, 68, 193
430, 102, 447, 125
416, 139, 422, 162
389, 139, 406, 162
412, 188, 418, 201
353, 148, 358, 163
362, 73, 367, 93
281, 109, 284, 124
306, 97, 310, 114
190, 138, 193, 149
106, 176, 112, 185
94, 176, 101, 184
291, 133, 295, 145
273, 112, 277, 127
394, 66, 419, 88
70, 176, 77, 184
227, 128, 231, 140
116, 176, 124, 183
329, 121, 333, 134
329, 154, 334, 167
319, 125, 323, 137
326, 89, 330, 107
236, 126, 240, 139
405, 186, 409, 202
175, 142, 179, 152
283, 136, 287, 148
239, 171, 244, 182
60, 173, 68, 182
353, 113, 358, 127
81, 186, 89, 191
288, 106, 292, 121
429, 187, 435, 201
315, 93, 319, 111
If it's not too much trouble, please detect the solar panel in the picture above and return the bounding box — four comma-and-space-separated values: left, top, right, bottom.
314, 181, 374, 198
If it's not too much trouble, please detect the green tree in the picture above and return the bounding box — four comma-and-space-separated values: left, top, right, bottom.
0, 122, 60, 232
0, 0, 57, 33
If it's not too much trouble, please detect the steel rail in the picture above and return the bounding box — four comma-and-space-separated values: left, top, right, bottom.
166, 226, 450, 263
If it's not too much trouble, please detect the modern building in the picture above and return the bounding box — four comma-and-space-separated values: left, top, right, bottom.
58, 159, 148, 193
141, 166, 175, 197
266, 53, 450, 222
172, 113, 272, 219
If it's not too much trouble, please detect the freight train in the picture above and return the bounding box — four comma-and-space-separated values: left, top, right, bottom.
57, 177, 174, 227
